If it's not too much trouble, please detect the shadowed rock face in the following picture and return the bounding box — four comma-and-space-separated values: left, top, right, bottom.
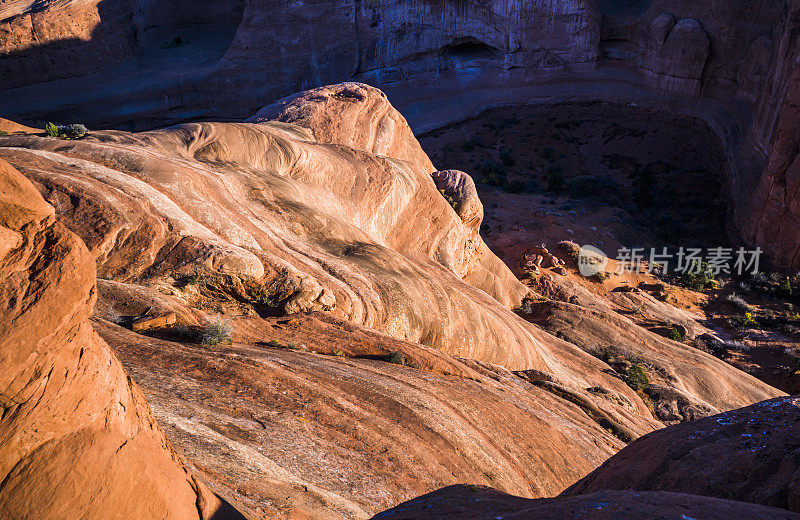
370, 485, 800, 520
373, 396, 800, 518
0, 158, 243, 519
564, 395, 800, 513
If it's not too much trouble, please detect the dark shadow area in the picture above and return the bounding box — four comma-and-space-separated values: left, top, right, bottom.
438, 37, 501, 71
0, 0, 243, 127
210, 495, 248, 520
600, 0, 652, 18
419, 102, 730, 250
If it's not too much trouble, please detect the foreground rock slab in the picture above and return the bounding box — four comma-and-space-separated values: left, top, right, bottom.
0, 158, 243, 519
370, 485, 800, 520
97, 312, 630, 520
565, 395, 800, 513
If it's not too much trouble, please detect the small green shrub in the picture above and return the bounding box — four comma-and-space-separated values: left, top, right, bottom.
499, 149, 515, 166
333, 349, 346, 357
384, 351, 406, 365
558, 240, 581, 262
45, 122, 87, 139
439, 188, 457, 209
778, 277, 794, 299
461, 137, 482, 151
63, 123, 87, 138
176, 272, 206, 287
201, 318, 233, 345
666, 327, 683, 341
504, 179, 526, 194
679, 261, 716, 292
624, 364, 649, 391
480, 161, 506, 186
593, 347, 615, 364
590, 271, 610, 283
742, 312, 760, 328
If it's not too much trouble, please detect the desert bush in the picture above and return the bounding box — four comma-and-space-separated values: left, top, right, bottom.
558, 240, 581, 262
517, 296, 547, 314
63, 124, 87, 138
201, 318, 233, 345
590, 271, 610, 283
504, 179, 526, 194
45, 122, 87, 139
546, 162, 565, 192
778, 276, 795, 299
248, 286, 279, 307
384, 351, 406, 365
679, 261, 716, 291
480, 160, 506, 186
593, 347, 615, 364
742, 312, 760, 328
666, 327, 683, 341
726, 293, 753, 312
499, 149, 515, 166
624, 364, 649, 391
730, 312, 760, 329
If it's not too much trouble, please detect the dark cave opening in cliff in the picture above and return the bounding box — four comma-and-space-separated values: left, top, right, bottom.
418, 102, 731, 260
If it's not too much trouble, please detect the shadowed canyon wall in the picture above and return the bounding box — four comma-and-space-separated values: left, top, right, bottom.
2, 0, 800, 267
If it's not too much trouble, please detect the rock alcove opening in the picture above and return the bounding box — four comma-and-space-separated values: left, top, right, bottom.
419, 101, 731, 253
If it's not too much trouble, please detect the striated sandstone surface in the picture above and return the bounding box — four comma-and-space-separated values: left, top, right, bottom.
0, 85, 781, 427
0, 83, 788, 517
0, 158, 242, 519
94, 312, 633, 519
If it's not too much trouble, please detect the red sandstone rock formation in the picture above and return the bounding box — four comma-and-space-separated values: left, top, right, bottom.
96, 312, 632, 519
0, 157, 242, 519
0, 85, 780, 431
564, 395, 800, 513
